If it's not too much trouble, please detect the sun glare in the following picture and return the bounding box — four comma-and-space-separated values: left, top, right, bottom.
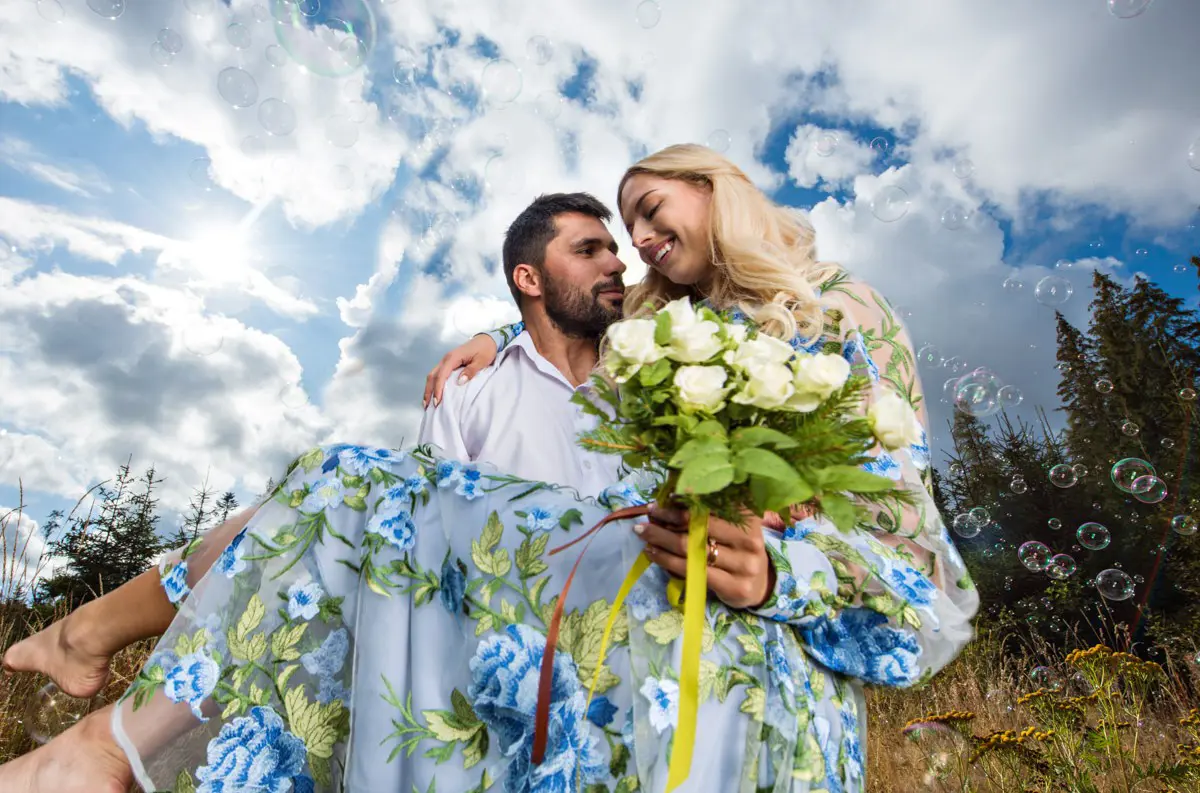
182, 226, 252, 285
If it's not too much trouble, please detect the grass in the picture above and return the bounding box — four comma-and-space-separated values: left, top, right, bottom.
2, 494, 1199, 791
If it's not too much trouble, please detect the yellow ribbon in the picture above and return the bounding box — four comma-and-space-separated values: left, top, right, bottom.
586, 507, 709, 793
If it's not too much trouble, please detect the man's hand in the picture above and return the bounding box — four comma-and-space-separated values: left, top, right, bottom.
635, 504, 775, 610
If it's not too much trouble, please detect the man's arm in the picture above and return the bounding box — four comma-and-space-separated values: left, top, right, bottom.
417, 375, 475, 462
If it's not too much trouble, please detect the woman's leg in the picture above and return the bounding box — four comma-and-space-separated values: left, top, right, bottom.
3, 505, 261, 698
0, 703, 133, 793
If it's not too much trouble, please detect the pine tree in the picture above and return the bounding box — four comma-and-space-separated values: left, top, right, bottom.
173, 476, 217, 547
36, 459, 169, 607
214, 491, 239, 527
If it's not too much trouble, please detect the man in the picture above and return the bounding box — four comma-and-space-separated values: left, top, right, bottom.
418, 192, 628, 497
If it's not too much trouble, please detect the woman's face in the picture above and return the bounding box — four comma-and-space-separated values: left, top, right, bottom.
619, 172, 713, 287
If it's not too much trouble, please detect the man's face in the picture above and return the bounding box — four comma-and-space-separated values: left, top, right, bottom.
536, 213, 626, 340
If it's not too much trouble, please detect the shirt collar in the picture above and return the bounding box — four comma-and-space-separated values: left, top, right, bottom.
499, 331, 595, 392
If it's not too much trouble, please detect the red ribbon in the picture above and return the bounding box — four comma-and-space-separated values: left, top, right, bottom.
530, 504, 651, 766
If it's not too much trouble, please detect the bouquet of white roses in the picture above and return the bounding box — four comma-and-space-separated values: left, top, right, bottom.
573, 295, 921, 533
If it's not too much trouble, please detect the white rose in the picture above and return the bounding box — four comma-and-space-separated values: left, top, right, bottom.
659, 297, 699, 331
606, 319, 663, 366
792, 353, 851, 400
728, 334, 795, 371
731, 362, 795, 409
670, 320, 724, 363
869, 392, 924, 450
726, 324, 749, 344
674, 365, 729, 412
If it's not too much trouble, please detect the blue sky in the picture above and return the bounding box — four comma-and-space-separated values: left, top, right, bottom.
1, 0, 1198, 590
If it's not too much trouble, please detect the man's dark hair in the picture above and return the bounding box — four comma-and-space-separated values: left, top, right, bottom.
502, 192, 612, 306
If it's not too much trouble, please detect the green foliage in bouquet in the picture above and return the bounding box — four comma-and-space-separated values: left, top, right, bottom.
571, 297, 918, 533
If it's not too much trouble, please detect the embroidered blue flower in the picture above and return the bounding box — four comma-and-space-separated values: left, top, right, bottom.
881, 562, 937, 608
146, 648, 178, 674
640, 676, 679, 735
292, 776, 315, 793
336, 446, 401, 477
164, 648, 220, 721
598, 481, 648, 509
525, 505, 560, 532
161, 561, 191, 604
287, 579, 324, 621
300, 476, 343, 514
367, 505, 416, 552
908, 425, 930, 471
439, 555, 466, 616
862, 450, 902, 480
300, 628, 349, 680
783, 517, 818, 541
195, 706, 307, 793
621, 708, 635, 750
455, 466, 483, 500
404, 474, 427, 496
625, 566, 671, 621
765, 639, 794, 699
435, 460, 460, 487
586, 696, 617, 728
468, 624, 604, 793
813, 714, 846, 793
317, 675, 349, 706
840, 702, 864, 781
215, 528, 249, 578
801, 607, 921, 687
768, 571, 810, 621
842, 331, 880, 383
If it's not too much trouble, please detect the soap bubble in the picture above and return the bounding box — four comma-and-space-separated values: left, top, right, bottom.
259, 98, 297, 136
1095, 377, 1114, 393
871, 185, 911, 223
1111, 458, 1156, 492
269, 0, 376, 77
706, 129, 732, 154
157, 28, 184, 54
636, 0, 662, 28
217, 67, 259, 108
1048, 464, 1077, 488
1047, 517, 1062, 531
951, 513, 979, 539
37, 0, 65, 22
1131, 475, 1167, 504
1171, 515, 1196, 536
25, 684, 103, 745
1076, 522, 1110, 551
481, 59, 522, 104
916, 344, 942, 365
940, 204, 971, 230
1018, 541, 1052, 572
227, 22, 252, 49
954, 370, 1002, 417
87, 0, 124, 19
1095, 568, 1135, 601
1002, 277, 1025, 293
952, 158, 975, 179
969, 506, 991, 526
1010, 477, 1028, 494
1035, 276, 1073, 306
1120, 420, 1140, 436
814, 132, 839, 157
526, 35, 554, 65
1189, 137, 1200, 172
998, 385, 1023, 408
1046, 553, 1077, 581
1180, 387, 1197, 401
1107, 0, 1153, 19
1030, 666, 1063, 691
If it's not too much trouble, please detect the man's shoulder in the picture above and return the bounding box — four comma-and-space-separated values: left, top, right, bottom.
437, 358, 504, 411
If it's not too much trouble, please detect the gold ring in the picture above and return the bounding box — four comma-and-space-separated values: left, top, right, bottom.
706, 538, 719, 567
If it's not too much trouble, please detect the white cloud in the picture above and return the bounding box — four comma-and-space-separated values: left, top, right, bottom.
786, 126, 877, 192
0, 136, 113, 198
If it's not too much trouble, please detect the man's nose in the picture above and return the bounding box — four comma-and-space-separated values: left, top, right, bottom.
605, 250, 627, 275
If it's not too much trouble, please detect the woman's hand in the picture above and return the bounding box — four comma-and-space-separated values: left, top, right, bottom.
422, 334, 500, 408
635, 504, 775, 610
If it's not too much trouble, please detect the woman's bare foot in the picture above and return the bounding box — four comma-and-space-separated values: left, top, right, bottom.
2, 614, 111, 699
0, 703, 133, 793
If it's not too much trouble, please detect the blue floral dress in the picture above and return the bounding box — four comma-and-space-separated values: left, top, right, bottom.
111, 271, 977, 793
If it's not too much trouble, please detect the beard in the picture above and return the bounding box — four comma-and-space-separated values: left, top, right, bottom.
541, 276, 623, 340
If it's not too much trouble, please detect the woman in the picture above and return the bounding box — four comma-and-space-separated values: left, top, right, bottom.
1, 144, 977, 793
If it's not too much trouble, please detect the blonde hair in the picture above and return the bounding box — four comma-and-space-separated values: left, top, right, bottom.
618, 144, 841, 341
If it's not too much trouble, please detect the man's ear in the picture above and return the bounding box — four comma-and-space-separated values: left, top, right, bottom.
512, 263, 543, 300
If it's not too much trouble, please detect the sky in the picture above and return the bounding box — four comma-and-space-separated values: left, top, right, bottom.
1, 0, 1198, 593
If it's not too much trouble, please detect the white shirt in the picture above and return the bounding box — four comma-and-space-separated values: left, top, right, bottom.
417, 332, 624, 498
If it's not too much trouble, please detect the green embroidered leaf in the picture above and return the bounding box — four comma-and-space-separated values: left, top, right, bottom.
235, 595, 266, 640
729, 426, 798, 450
343, 494, 367, 511
472, 512, 504, 573
475, 614, 494, 637
342, 475, 364, 489
271, 622, 308, 662
175, 769, 197, 793
451, 689, 478, 727
499, 599, 519, 625
862, 592, 901, 617
277, 663, 300, 690
615, 776, 640, 793
298, 447, 324, 472
740, 686, 766, 722
462, 726, 489, 769
284, 685, 345, 760
529, 576, 550, 608
558, 508, 583, 531
698, 659, 720, 703
644, 610, 684, 645
231, 664, 253, 690
490, 549, 512, 577
249, 683, 267, 705
221, 698, 242, 720
309, 755, 332, 788
515, 532, 550, 578
609, 741, 630, 777
288, 489, 307, 509
423, 710, 477, 743
736, 633, 762, 656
